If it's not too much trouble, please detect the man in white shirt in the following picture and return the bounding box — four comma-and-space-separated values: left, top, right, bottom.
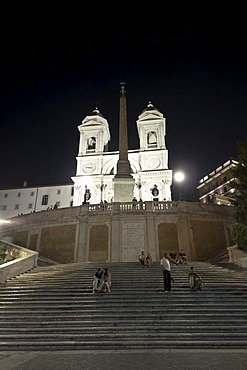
160, 253, 172, 292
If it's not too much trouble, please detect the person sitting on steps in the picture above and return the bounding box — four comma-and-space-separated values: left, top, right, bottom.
102, 267, 111, 293
138, 250, 145, 266
145, 252, 153, 266
178, 249, 188, 264
169, 250, 179, 264
92, 267, 104, 293
188, 266, 203, 290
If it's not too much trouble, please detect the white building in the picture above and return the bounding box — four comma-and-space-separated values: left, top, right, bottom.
0, 98, 173, 220
0, 184, 74, 220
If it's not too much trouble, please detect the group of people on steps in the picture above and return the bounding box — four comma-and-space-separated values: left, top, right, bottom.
92, 250, 203, 294
138, 250, 153, 266
160, 252, 203, 292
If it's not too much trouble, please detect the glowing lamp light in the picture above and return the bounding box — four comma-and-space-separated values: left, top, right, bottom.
174, 171, 185, 201
174, 171, 185, 183
0, 219, 11, 224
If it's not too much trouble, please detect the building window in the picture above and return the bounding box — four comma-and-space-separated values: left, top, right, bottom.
147, 131, 157, 147
30, 192, 34, 196
17, 192, 21, 197
41, 195, 48, 205
87, 136, 96, 151
57, 190, 61, 195
70, 201, 73, 207
14, 204, 19, 210
0, 205, 7, 210
71, 187, 74, 196
4, 193, 8, 198
28, 203, 33, 209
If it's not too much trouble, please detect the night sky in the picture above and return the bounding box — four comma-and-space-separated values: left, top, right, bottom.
0, 9, 246, 201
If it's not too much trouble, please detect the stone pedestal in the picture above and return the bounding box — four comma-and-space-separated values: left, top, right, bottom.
113, 177, 135, 202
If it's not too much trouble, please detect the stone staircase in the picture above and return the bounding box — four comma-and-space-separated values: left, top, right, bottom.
0, 261, 247, 351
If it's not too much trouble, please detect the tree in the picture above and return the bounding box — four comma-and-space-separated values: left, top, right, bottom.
230, 140, 247, 250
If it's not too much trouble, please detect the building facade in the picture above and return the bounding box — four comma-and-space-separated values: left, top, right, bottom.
0, 99, 172, 220
72, 101, 172, 206
197, 158, 238, 205
0, 184, 74, 220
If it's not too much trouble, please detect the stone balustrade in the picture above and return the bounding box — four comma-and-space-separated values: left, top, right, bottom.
0, 240, 38, 283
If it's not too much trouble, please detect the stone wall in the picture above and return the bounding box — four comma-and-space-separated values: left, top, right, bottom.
0, 201, 235, 263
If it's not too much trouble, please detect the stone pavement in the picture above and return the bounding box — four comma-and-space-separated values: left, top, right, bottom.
1, 350, 247, 370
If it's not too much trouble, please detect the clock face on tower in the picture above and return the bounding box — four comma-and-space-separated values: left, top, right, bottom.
83, 162, 96, 173
146, 157, 161, 169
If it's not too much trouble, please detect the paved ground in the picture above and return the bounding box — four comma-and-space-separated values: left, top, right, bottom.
1, 349, 247, 370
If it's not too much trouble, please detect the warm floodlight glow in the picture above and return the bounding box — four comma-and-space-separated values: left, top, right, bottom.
174, 171, 185, 201
174, 171, 185, 183
0, 219, 11, 224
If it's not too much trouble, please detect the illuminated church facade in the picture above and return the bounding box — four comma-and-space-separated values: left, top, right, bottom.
0, 90, 173, 220
72, 100, 172, 206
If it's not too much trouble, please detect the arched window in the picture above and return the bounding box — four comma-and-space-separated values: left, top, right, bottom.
87, 137, 96, 151
147, 131, 157, 147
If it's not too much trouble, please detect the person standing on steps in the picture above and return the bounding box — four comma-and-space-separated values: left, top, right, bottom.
132, 197, 138, 209
160, 253, 172, 292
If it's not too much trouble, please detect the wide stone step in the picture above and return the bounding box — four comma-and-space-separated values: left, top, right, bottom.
0, 318, 246, 326
1, 312, 247, 321
1, 339, 247, 351
1, 301, 246, 308
1, 304, 247, 313
1, 332, 247, 341
1, 324, 247, 332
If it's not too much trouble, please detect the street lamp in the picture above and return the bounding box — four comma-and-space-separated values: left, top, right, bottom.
174, 171, 185, 201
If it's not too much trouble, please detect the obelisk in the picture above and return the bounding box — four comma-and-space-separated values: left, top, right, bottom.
113, 82, 135, 202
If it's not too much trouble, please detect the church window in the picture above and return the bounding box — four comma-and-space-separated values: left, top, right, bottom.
41, 195, 48, 205
147, 131, 157, 147
87, 136, 96, 151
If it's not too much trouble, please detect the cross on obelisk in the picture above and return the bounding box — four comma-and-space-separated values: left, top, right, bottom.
113, 82, 135, 202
